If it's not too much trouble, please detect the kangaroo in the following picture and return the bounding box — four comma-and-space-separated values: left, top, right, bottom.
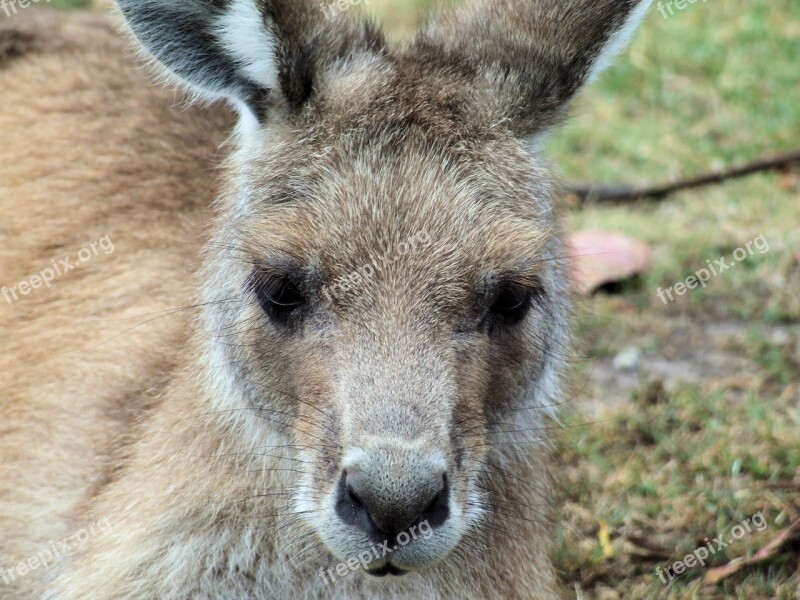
0, 1, 651, 598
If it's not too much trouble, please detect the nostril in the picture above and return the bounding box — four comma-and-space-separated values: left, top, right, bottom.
335, 470, 377, 535
417, 473, 449, 529
346, 479, 363, 506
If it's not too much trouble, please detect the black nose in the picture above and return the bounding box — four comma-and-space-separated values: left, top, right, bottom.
335, 469, 449, 539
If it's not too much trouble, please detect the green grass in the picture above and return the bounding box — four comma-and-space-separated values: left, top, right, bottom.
551, 0, 800, 326
556, 383, 800, 598
47, 0, 91, 7
39, 0, 800, 597
545, 2, 800, 596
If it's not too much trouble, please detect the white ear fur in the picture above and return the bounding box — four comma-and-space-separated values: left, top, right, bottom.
587, 0, 653, 83
215, 0, 281, 93
116, 0, 282, 126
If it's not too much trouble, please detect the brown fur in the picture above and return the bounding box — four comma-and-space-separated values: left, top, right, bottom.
0, 10, 234, 597
1, 2, 650, 598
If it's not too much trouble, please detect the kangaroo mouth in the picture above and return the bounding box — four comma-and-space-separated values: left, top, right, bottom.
366, 563, 409, 577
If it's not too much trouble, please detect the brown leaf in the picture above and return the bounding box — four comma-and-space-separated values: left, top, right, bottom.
568, 230, 653, 295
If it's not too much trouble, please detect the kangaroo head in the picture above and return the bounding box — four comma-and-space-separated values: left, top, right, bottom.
119, 0, 650, 578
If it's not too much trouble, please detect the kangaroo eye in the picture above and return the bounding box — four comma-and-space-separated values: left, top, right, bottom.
488, 284, 535, 326
252, 273, 305, 324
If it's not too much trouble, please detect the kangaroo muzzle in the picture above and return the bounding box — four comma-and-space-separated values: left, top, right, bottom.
335, 445, 450, 541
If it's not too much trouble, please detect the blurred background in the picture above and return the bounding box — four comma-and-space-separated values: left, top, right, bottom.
44, 0, 800, 597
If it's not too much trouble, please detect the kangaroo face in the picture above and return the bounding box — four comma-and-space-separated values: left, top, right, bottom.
205, 118, 568, 571
118, 0, 650, 580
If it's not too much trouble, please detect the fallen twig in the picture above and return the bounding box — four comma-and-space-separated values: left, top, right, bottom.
566, 150, 800, 204
704, 518, 800, 585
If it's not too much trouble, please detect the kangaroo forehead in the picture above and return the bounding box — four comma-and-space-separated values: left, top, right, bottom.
295, 53, 490, 138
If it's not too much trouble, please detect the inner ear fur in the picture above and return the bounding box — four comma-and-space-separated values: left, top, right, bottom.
116, 0, 387, 122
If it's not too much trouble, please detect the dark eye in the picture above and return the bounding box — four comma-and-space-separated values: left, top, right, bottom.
488, 284, 535, 326
253, 273, 305, 324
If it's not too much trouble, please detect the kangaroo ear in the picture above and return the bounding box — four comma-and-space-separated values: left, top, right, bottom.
414, 0, 652, 141
116, 0, 386, 123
